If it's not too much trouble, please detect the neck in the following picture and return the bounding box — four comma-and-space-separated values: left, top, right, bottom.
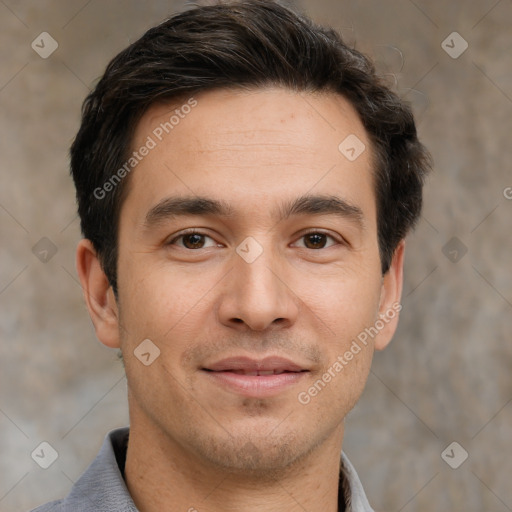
124, 414, 345, 512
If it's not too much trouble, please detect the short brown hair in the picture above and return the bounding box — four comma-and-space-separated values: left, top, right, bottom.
70, 0, 432, 297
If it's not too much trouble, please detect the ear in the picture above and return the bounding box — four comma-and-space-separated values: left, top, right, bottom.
374, 240, 405, 351
75, 239, 121, 349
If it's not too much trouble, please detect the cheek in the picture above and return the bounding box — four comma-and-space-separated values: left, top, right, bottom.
296, 288, 378, 417
118, 258, 212, 338
117, 267, 200, 418
300, 264, 382, 338
296, 265, 381, 395
302, 347, 374, 421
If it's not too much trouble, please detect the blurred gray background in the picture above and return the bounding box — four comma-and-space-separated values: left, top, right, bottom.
1, 1, 511, 511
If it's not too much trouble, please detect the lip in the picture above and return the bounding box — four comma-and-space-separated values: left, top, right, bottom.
203, 356, 307, 373
202, 356, 309, 398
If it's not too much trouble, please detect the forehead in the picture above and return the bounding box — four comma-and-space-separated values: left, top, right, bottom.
139, 87, 368, 154
121, 87, 376, 228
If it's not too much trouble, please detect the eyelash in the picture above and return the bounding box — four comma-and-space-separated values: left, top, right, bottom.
167, 228, 343, 250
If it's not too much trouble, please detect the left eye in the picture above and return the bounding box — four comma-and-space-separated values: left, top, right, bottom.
293, 232, 338, 250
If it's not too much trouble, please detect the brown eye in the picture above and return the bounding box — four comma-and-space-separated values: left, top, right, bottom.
303, 233, 328, 249
181, 233, 206, 249
295, 231, 339, 250
168, 230, 217, 249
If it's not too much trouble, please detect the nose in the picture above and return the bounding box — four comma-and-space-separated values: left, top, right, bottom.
217, 243, 300, 332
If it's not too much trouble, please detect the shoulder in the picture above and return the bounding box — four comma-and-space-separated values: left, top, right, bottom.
29, 500, 63, 512
28, 427, 131, 512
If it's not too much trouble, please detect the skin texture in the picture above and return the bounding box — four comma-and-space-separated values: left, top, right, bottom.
76, 87, 404, 512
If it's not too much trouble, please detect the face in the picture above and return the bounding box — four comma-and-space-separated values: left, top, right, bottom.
80, 87, 403, 477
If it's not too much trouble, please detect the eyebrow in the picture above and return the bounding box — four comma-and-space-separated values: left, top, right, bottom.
143, 193, 365, 230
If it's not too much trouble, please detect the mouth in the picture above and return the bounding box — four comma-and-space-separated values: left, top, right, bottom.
201, 356, 309, 397
203, 355, 307, 373
204, 369, 303, 376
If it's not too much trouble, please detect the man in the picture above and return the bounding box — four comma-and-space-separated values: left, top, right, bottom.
32, 1, 431, 510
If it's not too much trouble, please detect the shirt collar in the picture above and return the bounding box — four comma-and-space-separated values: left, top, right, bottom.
58, 427, 374, 512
